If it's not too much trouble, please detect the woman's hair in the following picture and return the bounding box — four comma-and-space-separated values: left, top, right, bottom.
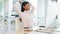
21, 1, 29, 12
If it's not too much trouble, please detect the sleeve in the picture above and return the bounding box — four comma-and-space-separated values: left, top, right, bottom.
29, 7, 35, 14
29, 4, 35, 14
13, 1, 21, 15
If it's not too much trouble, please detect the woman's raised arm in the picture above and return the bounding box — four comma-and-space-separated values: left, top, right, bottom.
30, 3, 35, 13
13, 0, 22, 14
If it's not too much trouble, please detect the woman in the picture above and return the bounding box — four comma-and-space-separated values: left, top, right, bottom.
14, 0, 35, 30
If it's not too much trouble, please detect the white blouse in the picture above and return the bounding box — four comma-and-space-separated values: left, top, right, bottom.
14, 1, 34, 27
19, 10, 34, 27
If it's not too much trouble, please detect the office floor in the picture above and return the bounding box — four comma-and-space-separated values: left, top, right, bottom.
2, 26, 60, 34
0, 18, 60, 34
2, 31, 60, 34
3, 30, 24, 34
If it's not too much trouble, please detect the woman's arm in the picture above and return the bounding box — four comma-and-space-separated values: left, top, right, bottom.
30, 3, 35, 13
13, 1, 22, 14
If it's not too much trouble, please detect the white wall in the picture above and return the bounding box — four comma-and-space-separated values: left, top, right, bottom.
46, 0, 58, 28
37, 0, 45, 18
37, 0, 46, 26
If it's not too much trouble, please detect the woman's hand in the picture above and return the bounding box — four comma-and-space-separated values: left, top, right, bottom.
30, 3, 35, 10
18, 0, 23, 4
18, 0, 22, 1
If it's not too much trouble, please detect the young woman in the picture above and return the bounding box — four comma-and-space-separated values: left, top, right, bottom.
14, 0, 35, 30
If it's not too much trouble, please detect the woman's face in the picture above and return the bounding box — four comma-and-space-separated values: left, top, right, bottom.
23, 3, 30, 11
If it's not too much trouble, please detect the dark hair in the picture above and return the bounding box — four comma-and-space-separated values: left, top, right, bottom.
20, 18, 22, 22
21, 1, 29, 12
